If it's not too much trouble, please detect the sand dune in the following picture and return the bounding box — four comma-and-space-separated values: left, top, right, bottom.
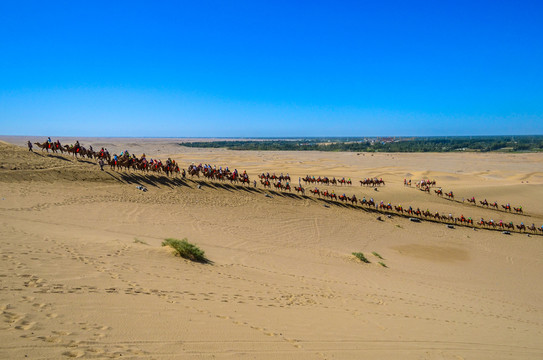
1, 138, 543, 359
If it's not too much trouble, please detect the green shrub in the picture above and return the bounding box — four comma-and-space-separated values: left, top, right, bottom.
378, 262, 388, 268
162, 238, 208, 263
372, 252, 384, 259
352, 252, 370, 263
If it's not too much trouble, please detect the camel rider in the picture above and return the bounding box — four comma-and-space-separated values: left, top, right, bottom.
47, 137, 52, 144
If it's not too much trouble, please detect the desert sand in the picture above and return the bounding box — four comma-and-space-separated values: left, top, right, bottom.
1, 136, 543, 359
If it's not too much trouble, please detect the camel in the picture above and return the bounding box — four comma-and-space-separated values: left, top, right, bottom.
34, 142, 54, 152
309, 189, 320, 197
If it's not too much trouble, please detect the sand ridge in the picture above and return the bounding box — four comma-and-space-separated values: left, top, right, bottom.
1, 138, 543, 359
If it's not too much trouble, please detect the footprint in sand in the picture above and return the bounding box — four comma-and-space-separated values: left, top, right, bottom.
62, 350, 85, 358
15, 320, 36, 330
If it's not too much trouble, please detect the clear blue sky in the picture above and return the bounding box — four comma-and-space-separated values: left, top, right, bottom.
1, 1, 542, 137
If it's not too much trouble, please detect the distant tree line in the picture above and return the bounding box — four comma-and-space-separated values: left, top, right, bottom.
180, 136, 543, 153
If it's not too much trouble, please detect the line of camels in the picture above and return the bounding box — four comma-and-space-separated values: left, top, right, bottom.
32, 139, 542, 235
302, 186, 541, 234
419, 186, 524, 215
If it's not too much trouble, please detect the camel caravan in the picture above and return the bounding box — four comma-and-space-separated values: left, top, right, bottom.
30, 138, 542, 236
427, 185, 524, 216
302, 175, 354, 186
33, 138, 108, 160
188, 164, 251, 185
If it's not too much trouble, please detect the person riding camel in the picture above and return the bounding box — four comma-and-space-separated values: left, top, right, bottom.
47, 137, 52, 149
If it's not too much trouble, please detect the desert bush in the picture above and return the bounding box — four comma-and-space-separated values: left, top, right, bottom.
352, 252, 370, 263
162, 238, 208, 263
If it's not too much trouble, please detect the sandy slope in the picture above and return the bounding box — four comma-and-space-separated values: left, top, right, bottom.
1, 138, 543, 359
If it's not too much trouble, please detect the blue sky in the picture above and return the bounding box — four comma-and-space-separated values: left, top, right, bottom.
1, 1, 542, 137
